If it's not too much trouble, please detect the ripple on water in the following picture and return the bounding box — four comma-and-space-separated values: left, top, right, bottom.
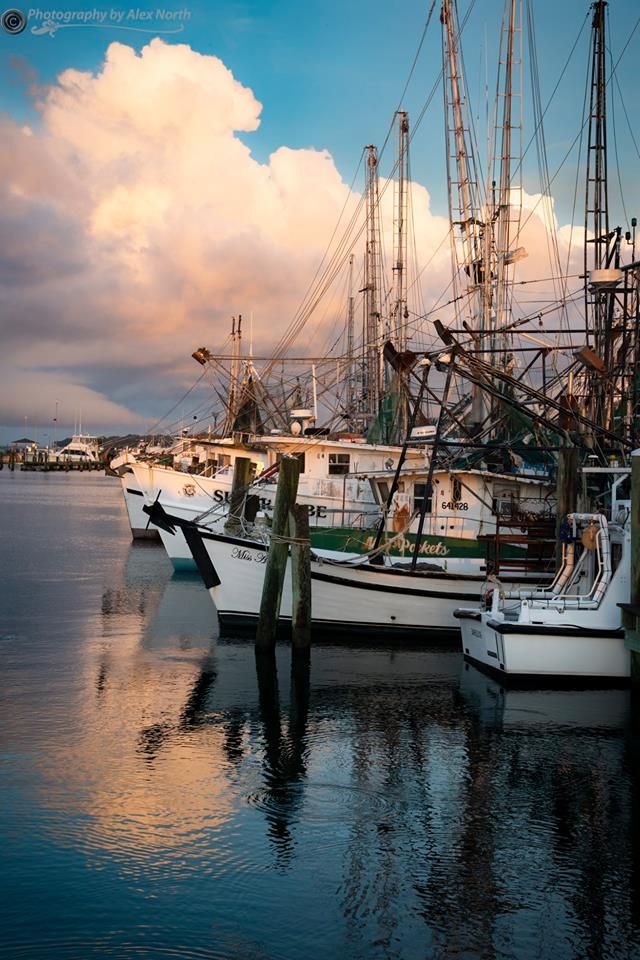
246, 779, 402, 827
0, 935, 283, 960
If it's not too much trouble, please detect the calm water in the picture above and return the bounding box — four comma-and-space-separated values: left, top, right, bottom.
1, 471, 640, 960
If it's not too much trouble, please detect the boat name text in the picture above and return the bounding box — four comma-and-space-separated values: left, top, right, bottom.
362, 535, 450, 556
231, 547, 266, 563
212, 489, 327, 517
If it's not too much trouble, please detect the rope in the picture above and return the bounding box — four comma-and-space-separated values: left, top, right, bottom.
270, 534, 310, 546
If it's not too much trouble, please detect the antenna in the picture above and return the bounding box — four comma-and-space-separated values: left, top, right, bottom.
364, 145, 383, 420
391, 111, 410, 351
346, 253, 356, 420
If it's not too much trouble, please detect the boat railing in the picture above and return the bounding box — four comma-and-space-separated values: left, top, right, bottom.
502, 513, 612, 610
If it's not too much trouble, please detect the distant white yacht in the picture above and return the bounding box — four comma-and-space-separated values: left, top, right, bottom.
53, 434, 101, 464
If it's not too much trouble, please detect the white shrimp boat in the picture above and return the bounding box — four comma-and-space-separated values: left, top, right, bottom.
135, 439, 552, 574
172, 513, 550, 639
454, 495, 631, 680
133, 434, 424, 569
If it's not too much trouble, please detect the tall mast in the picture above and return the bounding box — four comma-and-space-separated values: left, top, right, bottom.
441, 0, 484, 426
583, 0, 620, 435
364, 145, 383, 419
391, 111, 410, 351
441, 0, 480, 281
493, 0, 523, 339
346, 253, 356, 421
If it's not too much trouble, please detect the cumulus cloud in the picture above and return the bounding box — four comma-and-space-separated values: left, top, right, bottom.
0, 38, 582, 435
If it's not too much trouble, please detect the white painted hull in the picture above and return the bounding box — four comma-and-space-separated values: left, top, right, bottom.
458, 612, 630, 679
121, 475, 161, 541
155, 514, 358, 572
132, 462, 379, 571
192, 529, 543, 638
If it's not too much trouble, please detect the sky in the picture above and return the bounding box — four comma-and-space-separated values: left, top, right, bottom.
0, 0, 638, 444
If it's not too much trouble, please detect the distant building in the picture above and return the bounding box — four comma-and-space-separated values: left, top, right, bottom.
10, 438, 38, 451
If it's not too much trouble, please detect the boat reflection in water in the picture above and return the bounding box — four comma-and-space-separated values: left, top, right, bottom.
459, 659, 631, 731
454, 661, 638, 959
4, 517, 640, 958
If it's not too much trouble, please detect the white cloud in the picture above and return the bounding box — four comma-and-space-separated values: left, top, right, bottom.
0, 38, 583, 432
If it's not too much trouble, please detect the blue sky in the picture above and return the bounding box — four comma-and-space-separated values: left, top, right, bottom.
2, 0, 639, 222
0, 0, 639, 443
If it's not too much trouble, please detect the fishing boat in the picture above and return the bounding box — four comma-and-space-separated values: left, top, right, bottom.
455, 474, 631, 680
171, 512, 551, 639
133, 430, 423, 569
454, 0, 640, 681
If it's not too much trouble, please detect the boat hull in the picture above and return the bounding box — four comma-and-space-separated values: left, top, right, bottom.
190, 528, 545, 639
456, 610, 630, 680
121, 476, 161, 541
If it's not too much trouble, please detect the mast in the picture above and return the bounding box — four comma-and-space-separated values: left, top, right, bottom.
493, 0, 523, 340
364, 145, 383, 420
441, 0, 484, 426
391, 111, 410, 351
227, 314, 242, 434
346, 253, 357, 421
583, 0, 619, 436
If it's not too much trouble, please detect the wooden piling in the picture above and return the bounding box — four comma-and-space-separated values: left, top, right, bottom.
289, 503, 311, 650
256, 456, 300, 652
224, 456, 254, 534
555, 446, 579, 568
628, 450, 640, 681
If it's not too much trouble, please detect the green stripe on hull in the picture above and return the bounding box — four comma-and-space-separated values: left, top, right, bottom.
309, 527, 526, 560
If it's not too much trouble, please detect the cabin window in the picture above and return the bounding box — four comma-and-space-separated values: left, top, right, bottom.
452, 477, 462, 501
375, 480, 390, 505
207, 454, 230, 473
492, 484, 520, 518
328, 453, 350, 475
413, 483, 432, 514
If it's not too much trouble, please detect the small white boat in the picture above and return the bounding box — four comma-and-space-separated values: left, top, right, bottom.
455, 509, 631, 681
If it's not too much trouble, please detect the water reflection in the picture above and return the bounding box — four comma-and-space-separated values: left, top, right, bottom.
456, 663, 637, 960
3, 470, 640, 960
254, 651, 310, 865
459, 661, 631, 731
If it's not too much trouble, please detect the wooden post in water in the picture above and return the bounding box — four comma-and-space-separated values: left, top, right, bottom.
256, 456, 300, 652
628, 450, 640, 682
289, 503, 311, 650
555, 446, 579, 569
224, 456, 253, 535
